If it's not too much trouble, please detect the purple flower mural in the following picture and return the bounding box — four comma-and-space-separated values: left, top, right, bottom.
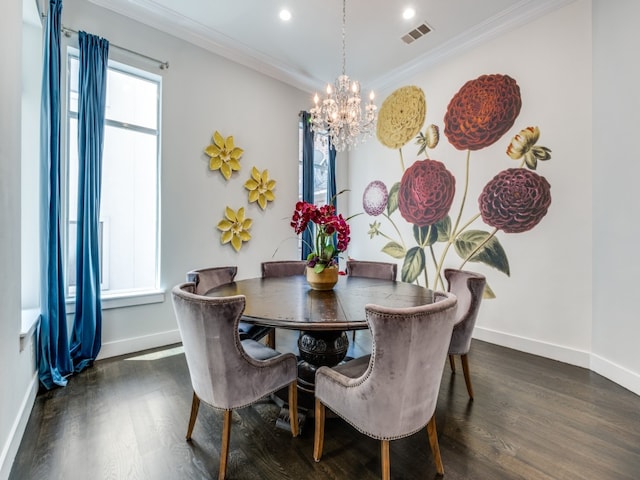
479, 168, 552, 234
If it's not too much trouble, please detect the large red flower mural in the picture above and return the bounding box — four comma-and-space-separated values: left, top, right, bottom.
398, 160, 455, 227
444, 74, 522, 151
479, 169, 552, 234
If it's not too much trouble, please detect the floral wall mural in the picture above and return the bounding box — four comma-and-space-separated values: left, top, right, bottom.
364, 73, 553, 295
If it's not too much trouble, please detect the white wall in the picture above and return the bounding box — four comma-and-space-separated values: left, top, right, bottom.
348, 2, 601, 376
61, 0, 310, 358
591, 0, 640, 391
0, 1, 40, 479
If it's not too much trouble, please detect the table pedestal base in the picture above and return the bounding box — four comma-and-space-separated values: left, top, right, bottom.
274, 330, 349, 432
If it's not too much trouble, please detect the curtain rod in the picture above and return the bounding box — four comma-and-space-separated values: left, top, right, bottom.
61, 25, 169, 70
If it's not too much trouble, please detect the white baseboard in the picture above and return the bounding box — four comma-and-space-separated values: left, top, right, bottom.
474, 326, 591, 368
0, 371, 38, 480
591, 354, 640, 397
97, 329, 182, 360
474, 326, 640, 397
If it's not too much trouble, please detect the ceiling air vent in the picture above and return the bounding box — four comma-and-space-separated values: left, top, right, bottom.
401, 22, 432, 44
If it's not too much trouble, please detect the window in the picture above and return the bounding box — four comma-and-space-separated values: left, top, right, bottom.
66, 52, 161, 301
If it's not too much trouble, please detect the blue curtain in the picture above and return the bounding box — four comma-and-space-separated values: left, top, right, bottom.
300, 111, 315, 260
327, 140, 337, 208
70, 32, 109, 372
37, 0, 72, 389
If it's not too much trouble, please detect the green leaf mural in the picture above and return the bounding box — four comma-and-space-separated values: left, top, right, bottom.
413, 225, 437, 247
382, 241, 406, 259
401, 247, 425, 283
454, 230, 510, 276
387, 182, 400, 216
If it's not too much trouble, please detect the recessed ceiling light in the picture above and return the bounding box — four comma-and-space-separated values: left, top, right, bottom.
279, 9, 292, 21
403, 7, 416, 20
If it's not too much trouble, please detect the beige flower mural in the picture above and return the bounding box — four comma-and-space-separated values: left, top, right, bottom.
376, 85, 426, 150
244, 166, 276, 210
506, 126, 551, 169
205, 131, 243, 180
217, 206, 252, 252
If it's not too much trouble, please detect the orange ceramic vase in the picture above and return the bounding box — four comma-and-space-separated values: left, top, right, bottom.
306, 266, 339, 291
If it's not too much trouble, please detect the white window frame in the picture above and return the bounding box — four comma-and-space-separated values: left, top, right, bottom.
64, 48, 164, 311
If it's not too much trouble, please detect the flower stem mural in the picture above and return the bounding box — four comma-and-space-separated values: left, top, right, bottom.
365, 74, 552, 295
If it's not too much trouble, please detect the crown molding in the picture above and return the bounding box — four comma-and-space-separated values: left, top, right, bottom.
371, 0, 577, 92
88, 0, 319, 92
89, 0, 575, 94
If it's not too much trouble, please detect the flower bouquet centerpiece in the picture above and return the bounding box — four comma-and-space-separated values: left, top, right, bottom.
290, 200, 351, 290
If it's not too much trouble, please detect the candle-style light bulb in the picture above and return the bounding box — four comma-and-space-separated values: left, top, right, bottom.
326, 84, 332, 95
314, 93, 319, 105
369, 91, 375, 103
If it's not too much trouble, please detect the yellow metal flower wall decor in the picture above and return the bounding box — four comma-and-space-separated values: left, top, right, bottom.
205, 131, 243, 180
217, 206, 252, 252
244, 166, 276, 210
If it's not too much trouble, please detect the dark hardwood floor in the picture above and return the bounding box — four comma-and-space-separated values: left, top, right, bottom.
10, 330, 640, 479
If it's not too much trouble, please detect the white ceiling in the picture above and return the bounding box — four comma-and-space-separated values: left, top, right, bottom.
88, 0, 572, 93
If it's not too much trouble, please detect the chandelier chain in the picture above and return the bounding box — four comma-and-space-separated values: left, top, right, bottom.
341, 0, 346, 75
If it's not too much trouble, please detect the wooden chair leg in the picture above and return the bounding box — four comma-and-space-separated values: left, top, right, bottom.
426, 415, 444, 476
186, 392, 200, 440
266, 329, 276, 349
288, 380, 299, 437
381, 440, 390, 480
313, 398, 325, 462
448, 354, 456, 373
219, 410, 232, 480
461, 354, 474, 400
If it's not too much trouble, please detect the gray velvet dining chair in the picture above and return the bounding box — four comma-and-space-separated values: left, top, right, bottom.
259, 260, 307, 348
445, 268, 486, 400
171, 282, 299, 480
186, 266, 273, 347
345, 259, 398, 341
313, 291, 458, 479
261, 259, 307, 277
345, 259, 397, 281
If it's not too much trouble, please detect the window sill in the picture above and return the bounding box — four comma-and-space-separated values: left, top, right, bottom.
66, 289, 166, 314
20, 308, 40, 351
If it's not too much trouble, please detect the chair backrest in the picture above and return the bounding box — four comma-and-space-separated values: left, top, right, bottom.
261, 260, 307, 278
340, 292, 457, 439
186, 266, 237, 295
172, 283, 251, 409
444, 268, 486, 355
346, 260, 397, 281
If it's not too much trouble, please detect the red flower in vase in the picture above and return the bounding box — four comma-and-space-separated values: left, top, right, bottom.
291, 201, 351, 271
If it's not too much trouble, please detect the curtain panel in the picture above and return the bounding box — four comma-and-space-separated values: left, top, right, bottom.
37, 0, 72, 389
70, 31, 109, 372
300, 111, 315, 261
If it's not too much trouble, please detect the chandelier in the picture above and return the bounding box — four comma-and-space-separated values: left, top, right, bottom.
309, 0, 377, 152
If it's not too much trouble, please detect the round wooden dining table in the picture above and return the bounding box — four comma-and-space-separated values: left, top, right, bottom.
206, 275, 434, 398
